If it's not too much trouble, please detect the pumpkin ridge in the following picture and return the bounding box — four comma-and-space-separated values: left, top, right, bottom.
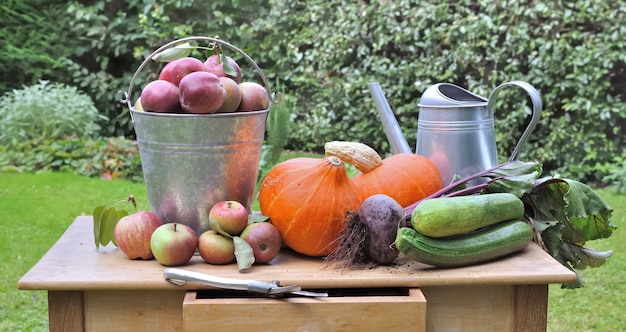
258, 156, 362, 257
279, 161, 339, 251
292, 164, 357, 255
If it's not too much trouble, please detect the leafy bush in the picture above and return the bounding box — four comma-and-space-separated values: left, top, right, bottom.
244, 0, 626, 182
258, 91, 294, 186
0, 137, 143, 182
0, 1, 76, 94
2, 0, 625, 182
0, 80, 107, 147
602, 157, 626, 193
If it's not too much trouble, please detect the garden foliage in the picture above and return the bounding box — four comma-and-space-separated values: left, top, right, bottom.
0, 80, 106, 146
0, 136, 142, 181
246, 0, 626, 183
1, 0, 625, 182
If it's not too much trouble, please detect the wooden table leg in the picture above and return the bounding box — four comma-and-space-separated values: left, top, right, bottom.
422, 284, 549, 332
48, 290, 84, 332
513, 284, 548, 332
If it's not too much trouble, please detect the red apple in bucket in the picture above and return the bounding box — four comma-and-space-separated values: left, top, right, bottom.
114, 211, 164, 260
209, 200, 249, 236
240, 222, 282, 264
217, 77, 243, 113
179, 71, 226, 114
160, 57, 208, 86
204, 54, 242, 83
150, 223, 198, 266
158, 58, 181, 84
197, 231, 236, 265
238, 81, 270, 112
140, 80, 182, 113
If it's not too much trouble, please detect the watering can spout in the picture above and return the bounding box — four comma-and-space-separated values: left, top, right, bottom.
369, 82, 412, 154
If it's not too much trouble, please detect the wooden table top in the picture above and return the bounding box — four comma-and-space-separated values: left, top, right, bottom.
18, 216, 577, 291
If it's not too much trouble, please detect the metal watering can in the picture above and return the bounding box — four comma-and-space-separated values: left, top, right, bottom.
370, 81, 542, 185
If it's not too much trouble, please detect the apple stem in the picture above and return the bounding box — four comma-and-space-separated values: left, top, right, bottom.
127, 195, 137, 212
215, 44, 222, 64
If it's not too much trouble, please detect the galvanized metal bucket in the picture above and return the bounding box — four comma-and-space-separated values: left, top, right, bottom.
120, 36, 278, 235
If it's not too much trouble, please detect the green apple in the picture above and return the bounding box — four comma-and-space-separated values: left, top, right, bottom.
197, 231, 235, 265
150, 223, 198, 266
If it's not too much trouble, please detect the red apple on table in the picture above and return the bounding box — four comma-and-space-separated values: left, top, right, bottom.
216, 77, 242, 113
114, 211, 164, 260
240, 222, 282, 264
179, 71, 226, 114
140, 80, 182, 113
159, 57, 208, 86
204, 54, 242, 83
150, 223, 198, 266
237, 81, 270, 112
197, 231, 235, 265
209, 200, 249, 236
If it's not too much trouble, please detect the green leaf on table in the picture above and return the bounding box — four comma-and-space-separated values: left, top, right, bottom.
522, 176, 616, 287
538, 223, 563, 257
93, 205, 104, 249
560, 242, 613, 270
560, 179, 615, 243
558, 242, 613, 289
248, 213, 269, 224
93, 204, 129, 250
485, 161, 543, 197
526, 177, 616, 244
208, 217, 232, 238
92, 195, 137, 250
233, 236, 255, 271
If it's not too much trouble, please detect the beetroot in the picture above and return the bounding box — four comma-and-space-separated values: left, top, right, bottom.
358, 194, 404, 265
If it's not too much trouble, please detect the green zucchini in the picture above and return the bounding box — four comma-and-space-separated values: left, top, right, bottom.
395, 220, 533, 268
412, 193, 524, 238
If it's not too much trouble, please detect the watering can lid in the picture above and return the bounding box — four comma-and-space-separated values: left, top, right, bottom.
418, 83, 488, 108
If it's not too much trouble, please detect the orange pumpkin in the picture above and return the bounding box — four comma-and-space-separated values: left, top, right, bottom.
325, 141, 444, 208
258, 156, 362, 257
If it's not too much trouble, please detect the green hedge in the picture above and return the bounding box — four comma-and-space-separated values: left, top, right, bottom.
245, 1, 626, 182
2, 0, 625, 182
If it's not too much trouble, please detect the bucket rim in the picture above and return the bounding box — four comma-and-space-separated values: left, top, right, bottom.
130, 107, 269, 119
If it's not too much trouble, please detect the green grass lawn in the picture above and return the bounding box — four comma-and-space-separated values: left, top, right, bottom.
1, 171, 623, 331
1, 172, 149, 332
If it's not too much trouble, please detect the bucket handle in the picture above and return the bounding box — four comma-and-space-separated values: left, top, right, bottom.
487, 80, 542, 161
119, 36, 281, 115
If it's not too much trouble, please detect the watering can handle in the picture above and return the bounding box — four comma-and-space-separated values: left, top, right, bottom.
487, 81, 542, 162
